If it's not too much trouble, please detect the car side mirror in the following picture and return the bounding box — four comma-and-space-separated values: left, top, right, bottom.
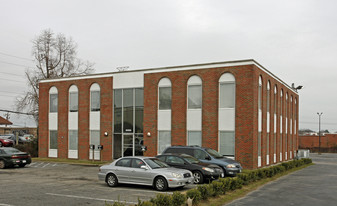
205, 156, 211, 160
140, 165, 149, 170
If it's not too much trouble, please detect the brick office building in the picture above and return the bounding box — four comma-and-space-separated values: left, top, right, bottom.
38, 59, 299, 169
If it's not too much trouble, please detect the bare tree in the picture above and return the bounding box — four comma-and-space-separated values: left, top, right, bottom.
16, 29, 94, 124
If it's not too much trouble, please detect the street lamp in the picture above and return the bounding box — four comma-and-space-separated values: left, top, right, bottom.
317, 112, 323, 154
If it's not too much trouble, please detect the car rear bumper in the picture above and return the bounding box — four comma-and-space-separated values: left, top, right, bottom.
167, 177, 194, 188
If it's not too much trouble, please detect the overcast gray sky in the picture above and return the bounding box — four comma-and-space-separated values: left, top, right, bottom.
0, 0, 336, 132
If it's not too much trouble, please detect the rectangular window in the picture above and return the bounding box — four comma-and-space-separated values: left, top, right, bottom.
69, 130, 78, 150
258, 85, 262, 110
135, 88, 144, 133
114, 90, 122, 133
90, 130, 100, 151
188, 85, 202, 109
258, 132, 261, 156
91, 91, 100, 111
219, 131, 235, 156
158, 131, 171, 154
50, 94, 58, 113
220, 83, 235, 108
113, 134, 122, 159
187, 131, 202, 146
267, 91, 270, 113
267, 133, 269, 155
123, 89, 133, 133
69, 92, 78, 112
274, 133, 276, 154
49, 130, 58, 149
274, 93, 277, 115
159, 87, 171, 110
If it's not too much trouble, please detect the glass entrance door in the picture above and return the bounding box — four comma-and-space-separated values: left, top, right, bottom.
121, 134, 144, 157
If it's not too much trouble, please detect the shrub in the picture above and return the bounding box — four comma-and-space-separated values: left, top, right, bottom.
219, 178, 232, 191
14, 138, 38, 157
197, 184, 214, 200
171, 192, 186, 206
211, 180, 226, 196
186, 189, 202, 205
229, 177, 243, 190
150, 194, 172, 206
237, 173, 250, 185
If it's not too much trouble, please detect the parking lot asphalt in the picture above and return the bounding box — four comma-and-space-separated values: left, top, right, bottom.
225, 153, 337, 206
0, 161, 195, 206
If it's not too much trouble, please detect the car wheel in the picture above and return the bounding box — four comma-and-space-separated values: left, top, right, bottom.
154, 177, 168, 191
106, 173, 118, 187
193, 171, 204, 184
0, 160, 5, 169
19, 164, 26, 168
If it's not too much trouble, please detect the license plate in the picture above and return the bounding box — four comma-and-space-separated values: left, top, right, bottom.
22, 160, 26, 163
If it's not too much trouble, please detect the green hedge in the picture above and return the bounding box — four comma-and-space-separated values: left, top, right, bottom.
106, 158, 312, 206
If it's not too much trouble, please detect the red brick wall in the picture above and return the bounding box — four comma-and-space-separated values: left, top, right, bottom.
299, 134, 337, 149
143, 64, 299, 169
38, 77, 113, 160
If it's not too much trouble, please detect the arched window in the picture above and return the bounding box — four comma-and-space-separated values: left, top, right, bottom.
219, 73, 236, 157
90, 83, 100, 112
49, 86, 58, 157
69, 85, 78, 112
280, 89, 283, 161
258, 76, 263, 167
49, 86, 58, 113
187, 75, 202, 146
187, 75, 202, 109
158, 78, 172, 110
158, 78, 172, 154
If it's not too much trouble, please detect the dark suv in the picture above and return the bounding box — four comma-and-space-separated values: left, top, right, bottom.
162, 146, 242, 176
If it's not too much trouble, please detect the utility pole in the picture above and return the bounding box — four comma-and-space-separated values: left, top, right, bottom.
317, 112, 323, 154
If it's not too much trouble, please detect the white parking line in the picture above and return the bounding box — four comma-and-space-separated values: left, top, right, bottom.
0, 203, 14, 206
42, 163, 50, 168
52, 163, 57, 166
45, 193, 137, 205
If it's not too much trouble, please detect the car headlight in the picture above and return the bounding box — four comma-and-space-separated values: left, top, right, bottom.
202, 167, 214, 173
226, 164, 236, 168
172, 172, 183, 178
4, 140, 10, 142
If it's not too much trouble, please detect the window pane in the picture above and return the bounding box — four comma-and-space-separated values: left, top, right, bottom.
219, 131, 235, 156
90, 130, 100, 151
188, 131, 202, 146
258, 85, 262, 110
220, 83, 235, 108
49, 130, 58, 149
158, 131, 171, 154
188, 85, 202, 109
258, 132, 261, 156
69, 92, 78, 112
267, 133, 269, 155
114, 90, 122, 133
135, 88, 144, 133
91, 91, 100, 111
123, 89, 133, 133
50, 94, 58, 113
113, 134, 122, 159
69, 130, 78, 150
159, 87, 171, 110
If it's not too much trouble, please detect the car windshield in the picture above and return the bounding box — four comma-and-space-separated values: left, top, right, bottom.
183, 156, 200, 164
144, 158, 169, 169
205, 148, 223, 158
4, 148, 21, 154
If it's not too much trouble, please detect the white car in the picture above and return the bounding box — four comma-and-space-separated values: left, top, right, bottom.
98, 156, 194, 191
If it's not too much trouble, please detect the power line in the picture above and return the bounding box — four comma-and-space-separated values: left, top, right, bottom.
0, 51, 33, 61
0, 77, 26, 83
0, 90, 24, 95
0, 109, 35, 115
0, 60, 34, 68
0, 71, 25, 77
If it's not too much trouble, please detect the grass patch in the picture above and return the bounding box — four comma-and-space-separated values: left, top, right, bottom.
198, 163, 314, 206
32, 157, 110, 166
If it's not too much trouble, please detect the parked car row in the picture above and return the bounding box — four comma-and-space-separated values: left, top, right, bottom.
0, 147, 32, 169
0, 134, 34, 146
98, 145, 243, 191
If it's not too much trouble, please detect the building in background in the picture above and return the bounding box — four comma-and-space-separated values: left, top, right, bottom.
38, 59, 299, 169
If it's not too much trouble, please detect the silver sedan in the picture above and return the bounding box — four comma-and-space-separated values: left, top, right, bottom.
98, 156, 194, 191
